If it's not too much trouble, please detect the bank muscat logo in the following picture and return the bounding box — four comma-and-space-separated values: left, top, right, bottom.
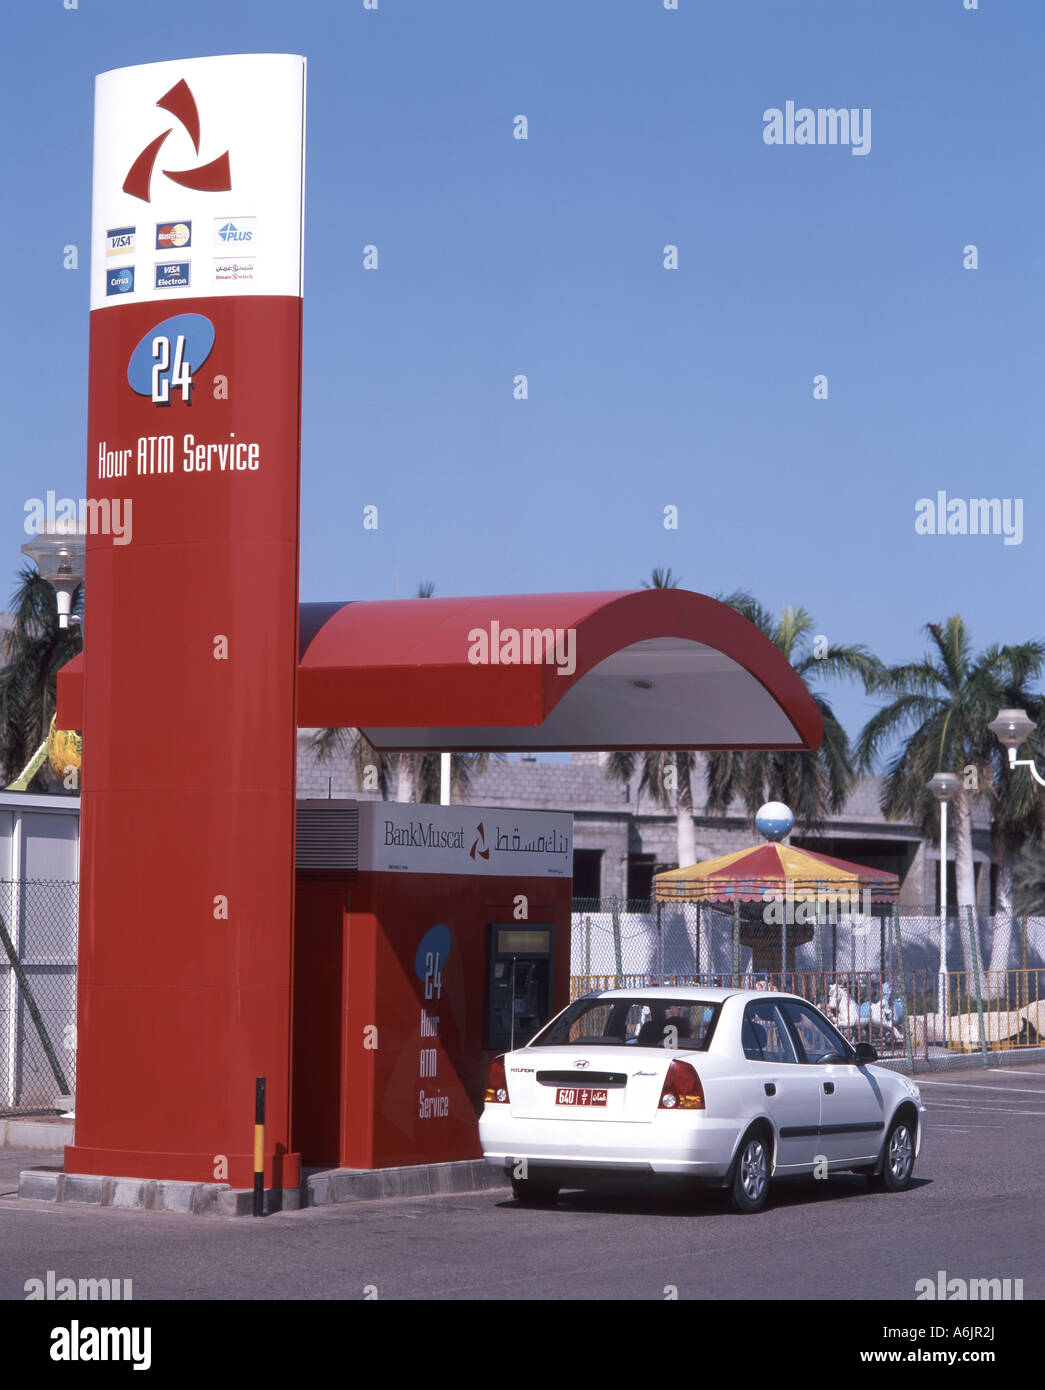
122, 78, 231, 203
469, 822, 490, 862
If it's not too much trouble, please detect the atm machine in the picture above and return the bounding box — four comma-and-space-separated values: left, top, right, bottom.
485, 925, 555, 1051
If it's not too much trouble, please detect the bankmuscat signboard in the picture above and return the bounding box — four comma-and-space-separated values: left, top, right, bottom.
361, 803, 572, 878
67, 56, 306, 1188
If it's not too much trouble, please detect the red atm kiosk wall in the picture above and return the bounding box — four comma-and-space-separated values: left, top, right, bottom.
292, 802, 573, 1170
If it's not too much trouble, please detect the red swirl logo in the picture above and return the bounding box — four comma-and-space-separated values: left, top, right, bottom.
123, 79, 231, 204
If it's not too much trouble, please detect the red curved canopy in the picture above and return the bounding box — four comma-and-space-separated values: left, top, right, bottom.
57, 588, 823, 754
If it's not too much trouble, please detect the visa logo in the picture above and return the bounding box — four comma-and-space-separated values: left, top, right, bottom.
106, 226, 135, 256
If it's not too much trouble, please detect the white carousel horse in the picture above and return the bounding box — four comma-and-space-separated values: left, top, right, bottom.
827, 980, 903, 1043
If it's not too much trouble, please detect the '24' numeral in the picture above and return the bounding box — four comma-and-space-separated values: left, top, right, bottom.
151, 334, 192, 404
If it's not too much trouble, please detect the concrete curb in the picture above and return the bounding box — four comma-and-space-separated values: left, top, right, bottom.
0, 1118, 73, 1150
876, 1045, 1045, 1075
17, 1169, 303, 1216
305, 1159, 508, 1207
15, 1159, 507, 1216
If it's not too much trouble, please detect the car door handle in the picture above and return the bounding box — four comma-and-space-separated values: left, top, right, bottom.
823, 1082, 834, 1095
764, 1083, 776, 1097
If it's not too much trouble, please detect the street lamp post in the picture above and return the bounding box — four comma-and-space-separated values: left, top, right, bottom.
928, 771, 961, 1033
20, 521, 86, 629
988, 709, 1044, 786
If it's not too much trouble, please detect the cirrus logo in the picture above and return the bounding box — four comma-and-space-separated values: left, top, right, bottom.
106, 267, 134, 296
127, 313, 215, 401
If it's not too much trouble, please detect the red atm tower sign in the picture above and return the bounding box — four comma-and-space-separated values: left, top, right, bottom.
67, 55, 307, 1189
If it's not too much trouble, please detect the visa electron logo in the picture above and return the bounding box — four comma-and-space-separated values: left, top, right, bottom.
127, 313, 215, 403
123, 79, 231, 204
216, 219, 255, 244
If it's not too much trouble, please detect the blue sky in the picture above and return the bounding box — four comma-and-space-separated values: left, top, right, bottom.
1, 0, 1042, 751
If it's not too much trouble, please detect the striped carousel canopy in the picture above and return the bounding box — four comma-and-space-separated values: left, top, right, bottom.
653, 841, 900, 904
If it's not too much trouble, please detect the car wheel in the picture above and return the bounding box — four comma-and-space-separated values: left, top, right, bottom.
729, 1131, 771, 1214
873, 1114, 915, 1192
511, 1175, 560, 1206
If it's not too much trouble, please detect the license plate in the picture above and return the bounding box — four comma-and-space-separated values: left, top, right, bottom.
555, 1087, 608, 1107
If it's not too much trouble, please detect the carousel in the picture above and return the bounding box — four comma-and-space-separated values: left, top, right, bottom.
653, 802, 900, 974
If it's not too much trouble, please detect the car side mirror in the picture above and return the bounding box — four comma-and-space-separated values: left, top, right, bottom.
853, 1042, 877, 1064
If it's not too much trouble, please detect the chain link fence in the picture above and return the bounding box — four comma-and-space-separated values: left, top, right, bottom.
3, 884, 1041, 1112
571, 899, 1045, 979
571, 899, 1045, 1064
0, 880, 78, 1113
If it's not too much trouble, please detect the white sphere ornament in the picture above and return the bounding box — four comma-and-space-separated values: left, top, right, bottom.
755, 802, 794, 842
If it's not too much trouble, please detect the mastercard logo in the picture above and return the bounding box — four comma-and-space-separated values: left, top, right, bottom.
155, 221, 191, 249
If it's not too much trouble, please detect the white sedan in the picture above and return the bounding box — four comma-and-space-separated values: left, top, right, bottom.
479, 986, 926, 1213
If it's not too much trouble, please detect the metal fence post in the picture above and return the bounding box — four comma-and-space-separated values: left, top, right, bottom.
966, 906, 989, 1068
611, 896, 623, 980
893, 905, 915, 1071
732, 899, 740, 983
0, 903, 69, 1097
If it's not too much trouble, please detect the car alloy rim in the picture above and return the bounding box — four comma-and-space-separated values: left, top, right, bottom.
889, 1125, 913, 1181
741, 1140, 767, 1200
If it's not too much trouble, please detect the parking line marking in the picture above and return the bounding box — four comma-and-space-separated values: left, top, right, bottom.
915, 1079, 1045, 1095
924, 1102, 1045, 1116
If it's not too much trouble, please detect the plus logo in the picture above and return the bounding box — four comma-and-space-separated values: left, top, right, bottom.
123, 79, 231, 204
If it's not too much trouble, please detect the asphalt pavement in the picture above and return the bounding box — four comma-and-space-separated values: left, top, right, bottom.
2, 1065, 1043, 1302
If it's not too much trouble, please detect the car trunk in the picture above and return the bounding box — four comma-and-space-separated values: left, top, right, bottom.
505, 1046, 686, 1122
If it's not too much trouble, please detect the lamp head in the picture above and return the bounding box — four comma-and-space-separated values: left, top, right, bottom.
988, 709, 1036, 766
20, 521, 86, 629
928, 771, 962, 803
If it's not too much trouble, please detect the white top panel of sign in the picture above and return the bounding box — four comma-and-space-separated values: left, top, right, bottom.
358, 803, 574, 879
91, 53, 305, 310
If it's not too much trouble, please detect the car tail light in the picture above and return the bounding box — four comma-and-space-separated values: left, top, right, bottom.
658, 1059, 705, 1110
484, 1055, 510, 1104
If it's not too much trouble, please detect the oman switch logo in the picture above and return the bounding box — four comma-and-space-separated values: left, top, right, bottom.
123, 79, 231, 203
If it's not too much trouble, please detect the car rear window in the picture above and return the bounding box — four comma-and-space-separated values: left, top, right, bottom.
530, 997, 720, 1049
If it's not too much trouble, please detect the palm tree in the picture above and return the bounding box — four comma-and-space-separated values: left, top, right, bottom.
0, 565, 83, 791
703, 592, 881, 833
308, 725, 396, 798
308, 582, 499, 803
855, 616, 1045, 975
1014, 840, 1045, 917
603, 569, 700, 869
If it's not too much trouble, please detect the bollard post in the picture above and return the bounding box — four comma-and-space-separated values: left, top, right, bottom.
253, 1077, 266, 1217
